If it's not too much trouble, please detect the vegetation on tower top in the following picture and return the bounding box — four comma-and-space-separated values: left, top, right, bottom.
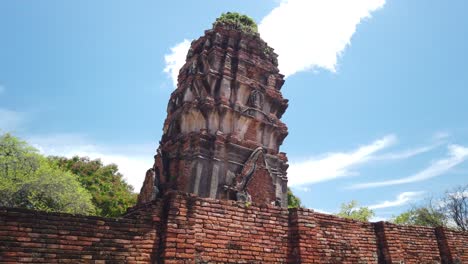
213, 12, 258, 33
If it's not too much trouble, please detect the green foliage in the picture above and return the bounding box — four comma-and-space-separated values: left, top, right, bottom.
336, 200, 375, 222
391, 201, 447, 227
391, 207, 447, 227
0, 133, 136, 217
49, 156, 137, 217
0, 133, 40, 181
287, 187, 302, 208
392, 186, 468, 230
213, 12, 258, 33
0, 133, 95, 214
392, 211, 413, 225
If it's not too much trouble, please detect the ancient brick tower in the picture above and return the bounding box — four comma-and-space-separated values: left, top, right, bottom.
138, 14, 289, 207
2, 13, 468, 264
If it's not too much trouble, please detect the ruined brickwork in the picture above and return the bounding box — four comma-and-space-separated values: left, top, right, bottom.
374, 223, 442, 263
0, 200, 164, 263
1, 15, 467, 264
289, 209, 379, 263
1, 192, 467, 263
439, 227, 468, 263
138, 18, 289, 207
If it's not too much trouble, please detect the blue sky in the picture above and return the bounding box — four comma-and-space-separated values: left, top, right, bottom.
1, 0, 467, 220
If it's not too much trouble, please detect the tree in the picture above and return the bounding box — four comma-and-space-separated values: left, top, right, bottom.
392, 211, 413, 225
392, 185, 467, 230
0, 133, 95, 214
392, 205, 447, 227
336, 200, 375, 221
0, 133, 40, 181
287, 187, 302, 208
49, 156, 137, 217
442, 185, 467, 231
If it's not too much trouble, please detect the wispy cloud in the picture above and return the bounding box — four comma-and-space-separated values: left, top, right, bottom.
288, 134, 396, 187
163, 39, 191, 88
433, 131, 450, 141
258, 0, 385, 77
368, 191, 425, 210
350, 145, 468, 189
28, 134, 154, 191
371, 144, 438, 161
0, 109, 25, 132
368, 131, 448, 160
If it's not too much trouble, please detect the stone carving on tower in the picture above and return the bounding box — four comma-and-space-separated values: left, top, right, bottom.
137, 13, 289, 207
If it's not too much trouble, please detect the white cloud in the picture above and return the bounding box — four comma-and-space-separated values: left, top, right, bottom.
163, 39, 191, 88
371, 144, 438, 160
433, 131, 450, 141
288, 134, 396, 187
258, 0, 385, 77
296, 186, 312, 192
448, 191, 468, 200
370, 216, 387, 222
313, 208, 333, 214
370, 132, 447, 160
0, 109, 25, 132
164, 0, 385, 85
28, 134, 154, 191
350, 145, 468, 189
368, 191, 425, 210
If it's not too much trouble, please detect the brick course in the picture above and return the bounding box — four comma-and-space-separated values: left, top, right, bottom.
0, 200, 163, 263
1, 192, 467, 263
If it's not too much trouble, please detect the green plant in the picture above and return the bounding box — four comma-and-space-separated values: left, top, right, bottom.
49, 156, 137, 217
0, 133, 95, 215
336, 200, 375, 222
213, 12, 258, 33
287, 187, 302, 208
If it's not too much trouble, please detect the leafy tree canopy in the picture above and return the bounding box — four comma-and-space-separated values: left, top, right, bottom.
392, 185, 467, 231
287, 187, 302, 208
0, 133, 95, 214
392, 206, 447, 227
49, 156, 137, 217
213, 12, 258, 33
336, 200, 375, 222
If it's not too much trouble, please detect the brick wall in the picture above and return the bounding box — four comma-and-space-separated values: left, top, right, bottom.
159, 192, 290, 263
437, 227, 468, 264
0, 200, 163, 263
289, 209, 379, 263
1, 192, 467, 263
377, 222, 441, 263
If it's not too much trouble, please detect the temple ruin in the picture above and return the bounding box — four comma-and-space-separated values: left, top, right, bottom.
138, 14, 289, 207
0, 13, 467, 264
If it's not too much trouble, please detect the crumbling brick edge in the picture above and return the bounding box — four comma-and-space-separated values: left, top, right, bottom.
1, 191, 467, 263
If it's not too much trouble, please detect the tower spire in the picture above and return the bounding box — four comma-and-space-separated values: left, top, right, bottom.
138, 13, 289, 206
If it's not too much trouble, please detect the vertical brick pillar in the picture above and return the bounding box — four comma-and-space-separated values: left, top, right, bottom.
435, 226, 453, 264
158, 192, 197, 263
287, 208, 317, 263
437, 227, 468, 263
287, 209, 301, 263
373, 222, 404, 263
